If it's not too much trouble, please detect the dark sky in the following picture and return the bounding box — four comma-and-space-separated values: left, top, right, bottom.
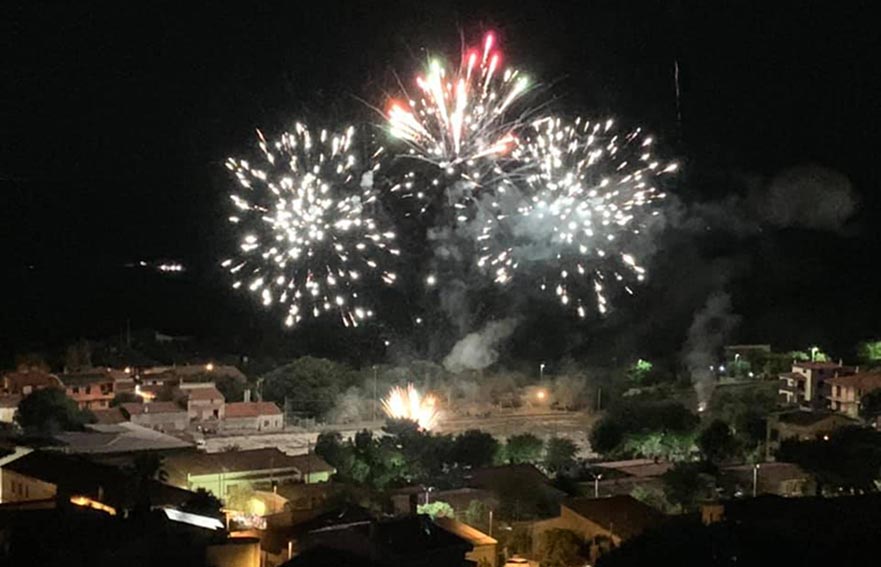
2, 1, 879, 364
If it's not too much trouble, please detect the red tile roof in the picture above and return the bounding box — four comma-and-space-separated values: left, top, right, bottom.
225, 401, 282, 418
91, 407, 127, 424
563, 495, 665, 540
184, 387, 225, 401
1, 370, 62, 393
793, 361, 848, 370
827, 372, 881, 392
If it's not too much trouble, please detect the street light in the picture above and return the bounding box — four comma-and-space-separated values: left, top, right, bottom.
540, 363, 546, 381
589, 472, 603, 498
752, 463, 761, 497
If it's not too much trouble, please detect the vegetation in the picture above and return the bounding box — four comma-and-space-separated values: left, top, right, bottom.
15, 388, 93, 433
110, 391, 140, 407
697, 419, 739, 465
537, 528, 585, 567
590, 399, 700, 458
181, 488, 224, 518
504, 433, 545, 464
417, 500, 455, 519
777, 426, 881, 494
544, 437, 578, 475
661, 462, 714, 513
262, 356, 356, 418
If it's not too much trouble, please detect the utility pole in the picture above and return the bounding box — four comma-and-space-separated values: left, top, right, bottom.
372, 366, 378, 423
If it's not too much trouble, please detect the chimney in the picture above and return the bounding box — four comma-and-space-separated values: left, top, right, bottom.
244, 389, 251, 403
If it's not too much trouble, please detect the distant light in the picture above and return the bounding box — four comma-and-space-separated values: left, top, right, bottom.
124, 367, 131, 374
536, 390, 547, 400
718, 365, 726, 373
415, 317, 423, 325
70, 496, 116, 516
206, 363, 215, 372
426, 274, 437, 287
748, 371, 755, 378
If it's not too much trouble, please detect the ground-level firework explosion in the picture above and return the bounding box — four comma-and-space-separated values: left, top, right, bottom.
223, 123, 399, 327
382, 384, 440, 430
477, 116, 678, 315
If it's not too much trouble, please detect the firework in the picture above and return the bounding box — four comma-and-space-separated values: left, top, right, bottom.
386, 32, 529, 188
223, 124, 399, 327
382, 383, 440, 430
477, 116, 677, 315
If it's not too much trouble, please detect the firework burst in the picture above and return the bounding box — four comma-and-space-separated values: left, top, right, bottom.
382, 383, 440, 430
477, 116, 678, 315
386, 33, 529, 198
223, 123, 399, 327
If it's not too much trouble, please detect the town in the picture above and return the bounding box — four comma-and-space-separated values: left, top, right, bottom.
2, 335, 881, 566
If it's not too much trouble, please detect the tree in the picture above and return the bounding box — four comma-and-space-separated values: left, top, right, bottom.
15, 352, 50, 372
213, 374, 246, 402
627, 359, 654, 384
127, 454, 168, 513
110, 391, 139, 407
590, 418, 625, 455
417, 500, 455, 519
452, 430, 499, 468
64, 339, 92, 372
544, 437, 578, 475
860, 389, 881, 421
463, 499, 492, 533
505, 433, 545, 464
661, 462, 713, 512
537, 529, 584, 567
15, 388, 91, 433
180, 488, 224, 518
858, 340, 881, 368
777, 426, 881, 494
697, 420, 739, 464
261, 357, 355, 418
630, 484, 675, 514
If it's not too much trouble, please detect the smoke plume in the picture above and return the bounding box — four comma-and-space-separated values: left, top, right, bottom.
681, 292, 740, 407
443, 318, 519, 373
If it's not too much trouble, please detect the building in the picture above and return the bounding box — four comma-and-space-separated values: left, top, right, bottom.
290, 514, 474, 567
61, 368, 133, 410
434, 516, 498, 567
765, 409, 857, 457
1, 369, 62, 396
827, 371, 881, 418
0, 396, 21, 423
531, 495, 665, 563
0, 450, 194, 510
717, 462, 813, 497
224, 402, 284, 432
179, 383, 226, 422
51, 422, 193, 456
777, 361, 854, 407
164, 448, 334, 499
121, 401, 190, 431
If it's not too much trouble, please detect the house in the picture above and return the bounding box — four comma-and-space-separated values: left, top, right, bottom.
434, 516, 498, 567
586, 459, 674, 497
0, 396, 21, 423
224, 402, 284, 432
0, 449, 194, 510
765, 410, 858, 457
121, 401, 189, 431
290, 514, 474, 567
51, 422, 193, 456
827, 371, 881, 418
778, 361, 854, 408
717, 462, 813, 497
90, 407, 128, 425
531, 495, 665, 563
61, 368, 132, 410
391, 486, 498, 517
1, 369, 62, 396
164, 448, 335, 499
179, 383, 225, 422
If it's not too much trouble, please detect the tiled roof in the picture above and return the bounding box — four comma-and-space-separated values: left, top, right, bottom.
61, 368, 130, 386
1, 370, 62, 393
793, 361, 848, 370
185, 386, 225, 401
53, 422, 193, 454
0, 394, 22, 408
434, 516, 497, 546
563, 495, 665, 540
165, 448, 334, 479
224, 401, 282, 418
91, 407, 127, 424
827, 372, 881, 392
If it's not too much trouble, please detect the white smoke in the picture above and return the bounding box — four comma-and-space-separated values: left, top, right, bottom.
682, 292, 740, 407
443, 318, 519, 373
757, 165, 857, 231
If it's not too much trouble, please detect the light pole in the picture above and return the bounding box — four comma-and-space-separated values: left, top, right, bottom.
810, 346, 819, 362
590, 472, 603, 498
540, 363, 546, 381
752, 463, 761, 497
372, 366, 378, 423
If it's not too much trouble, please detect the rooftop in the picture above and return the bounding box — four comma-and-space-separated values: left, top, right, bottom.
434, 516, 497, 546
564, 495, 665, 540
793, 361, 849, 370
225, 401, 282, 418
60, 368, 131, 386
777, 410, 856, 426
91, 407, 127, 424
1, 370, 62, 393
827, 372, 881, 391
0, 394, 22, 408
53, 422, 193, 454
121, 401, 186, 416
165, 448, 334, 479
184, 386, 225, 402
595, 458, 674, 478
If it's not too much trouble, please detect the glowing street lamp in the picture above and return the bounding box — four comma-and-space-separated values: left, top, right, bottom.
539, 363, 546, 381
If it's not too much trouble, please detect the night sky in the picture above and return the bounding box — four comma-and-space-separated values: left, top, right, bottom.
3, 1, 879, 365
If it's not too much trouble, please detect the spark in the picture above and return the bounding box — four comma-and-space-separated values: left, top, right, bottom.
478, 116, 676, 314
223, 124, 398, 327
382, 383, 440, 430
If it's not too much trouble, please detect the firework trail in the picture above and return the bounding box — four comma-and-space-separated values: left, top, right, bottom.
386, 33, 530, 209
223, 124, 399, 327
382, 383, 440, 430
477, 116, 677, 316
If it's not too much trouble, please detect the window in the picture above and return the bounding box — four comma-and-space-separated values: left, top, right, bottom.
72, 387, 79, 394
264, 420, 270, 427
85, 386, 91, 395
